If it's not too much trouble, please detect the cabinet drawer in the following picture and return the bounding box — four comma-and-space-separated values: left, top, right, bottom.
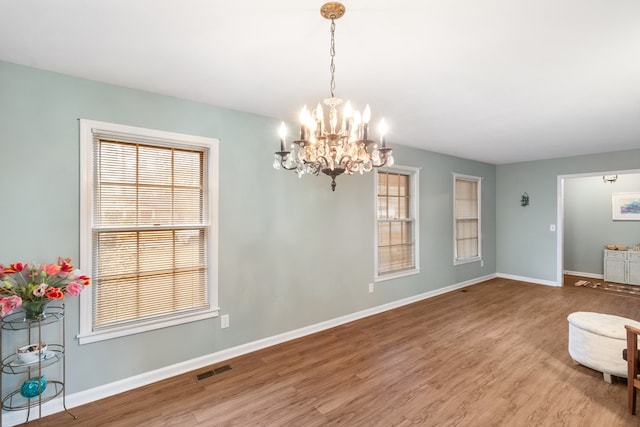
628, 251, 640, 261
605, 250, 627, 259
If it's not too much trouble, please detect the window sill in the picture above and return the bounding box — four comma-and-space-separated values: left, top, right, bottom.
375, 268, 421, 283
78, 307, 219, 345
454, 256, 482, 266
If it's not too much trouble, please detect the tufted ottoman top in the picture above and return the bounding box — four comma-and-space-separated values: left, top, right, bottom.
567, 311, 640, 339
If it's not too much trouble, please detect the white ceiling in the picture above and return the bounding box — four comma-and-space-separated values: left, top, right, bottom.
2, 0, 640, 164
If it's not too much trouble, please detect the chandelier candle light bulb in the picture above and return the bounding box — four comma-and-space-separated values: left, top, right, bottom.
362, 105, 371, 141
278, 122, 287, 152
343, 101, 352, 134
272, 2, 393, 191
379, 119, 388, 147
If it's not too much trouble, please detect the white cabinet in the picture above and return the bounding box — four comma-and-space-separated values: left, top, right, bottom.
604, 250, 640, 285
604, 250, 627, 284
629, 251, 640, 286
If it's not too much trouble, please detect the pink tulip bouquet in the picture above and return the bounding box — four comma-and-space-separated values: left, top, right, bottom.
0, 257, 91, 317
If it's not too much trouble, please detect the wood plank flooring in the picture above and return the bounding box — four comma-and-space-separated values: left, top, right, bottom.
18, 277, 640, 426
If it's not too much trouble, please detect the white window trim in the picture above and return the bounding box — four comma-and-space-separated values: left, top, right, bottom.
453, 173, 482, 266
78, 119, 219, 345
374, 165, 421, 282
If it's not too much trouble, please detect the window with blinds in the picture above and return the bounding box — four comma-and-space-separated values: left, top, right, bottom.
375, 167, 420, 279
453, 174, 482, 264
79, 120, 219, 344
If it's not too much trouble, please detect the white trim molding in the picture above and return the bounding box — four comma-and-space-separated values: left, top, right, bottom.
497, 273, 561, 287
563, 270, 603, 280
78, 119, 220, 344
453, 173, 483, 266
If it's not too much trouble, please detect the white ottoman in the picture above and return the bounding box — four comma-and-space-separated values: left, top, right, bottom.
568, 311, 640, 383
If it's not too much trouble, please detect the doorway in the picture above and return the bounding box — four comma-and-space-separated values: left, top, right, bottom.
557, 170, 640, 285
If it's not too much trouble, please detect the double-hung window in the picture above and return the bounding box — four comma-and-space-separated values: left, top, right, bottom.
79, 120, 219, 344
453, 173, 481, 265
375, 166, 420, 280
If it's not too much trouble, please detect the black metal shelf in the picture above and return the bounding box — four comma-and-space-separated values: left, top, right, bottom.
1, 344, 64, 375
1, 380, 64, 411
1, 303, 64, 331
0, 303, 75, 425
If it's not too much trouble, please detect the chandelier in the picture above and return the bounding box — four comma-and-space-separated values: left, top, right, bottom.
273, 2, 394, 191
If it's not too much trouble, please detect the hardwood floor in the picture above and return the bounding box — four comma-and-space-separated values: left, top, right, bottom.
20, 277, 640, 426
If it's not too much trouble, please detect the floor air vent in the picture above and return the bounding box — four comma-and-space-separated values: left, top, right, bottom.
196, 364, 232, 381
213, 364, 232, 375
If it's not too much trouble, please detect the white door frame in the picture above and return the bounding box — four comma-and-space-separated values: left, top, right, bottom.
556, 168, 640, 285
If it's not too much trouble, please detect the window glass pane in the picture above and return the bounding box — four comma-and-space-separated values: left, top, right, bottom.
398, 174, 408, 197
378, 223, 390, 246
398, 196, 409, 219
138, 187, 173, 225
378, 247, 392, 273
174, 150, 203, 187
454, 175, 480, 262
388, 174, 399, 196
98, 141, 137, 184
175, 229, 206, 269
389, 222, 403, 245
138, 145, 172, 185
175, 189, 203, 223
457, 238, 479, 259
388, 197, 399, 219
403, 222, 413, 243
96, 185, 137, 226
377, 196, 388, 220
377, 173, 388, 196
398, 244, 414, 269
388, 244, 415, 271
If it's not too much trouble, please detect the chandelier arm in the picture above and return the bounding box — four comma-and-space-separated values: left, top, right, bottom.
372, 158, 386, 168
336, 153, 354, 167
314, 155, 331, 169
302, 160, 323, 176
373, 152, 392, 168
275, 152, 299, 171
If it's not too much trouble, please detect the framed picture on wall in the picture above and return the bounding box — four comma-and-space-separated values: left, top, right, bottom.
612, 193, 640, 220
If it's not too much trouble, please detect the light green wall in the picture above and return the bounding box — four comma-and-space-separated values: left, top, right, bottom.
497, 151, 640, 283
0, 60, 496, 396
564, 174, 640, 275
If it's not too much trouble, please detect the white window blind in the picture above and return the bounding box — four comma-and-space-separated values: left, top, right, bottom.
93, 139, 208, 329
79, 120, 219, 344
454, 174, 481, 264
375, 167, 420, 278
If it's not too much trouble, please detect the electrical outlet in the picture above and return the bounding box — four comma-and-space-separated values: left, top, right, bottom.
550, 224, 556, 232
221, 314, 229, 328
481, 260, 484, 267
368, 283, 374, 293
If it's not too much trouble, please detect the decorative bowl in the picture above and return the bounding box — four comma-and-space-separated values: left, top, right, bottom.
20, 376, 47, 398
605, 244, 628, 251
16, 342, 47, 364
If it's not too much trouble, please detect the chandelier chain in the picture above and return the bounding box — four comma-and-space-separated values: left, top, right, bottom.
329, 18, 336, 98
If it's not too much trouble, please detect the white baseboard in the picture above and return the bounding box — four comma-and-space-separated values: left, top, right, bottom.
496, 273, 561, 287
2, 273, 496, 426
563, 270, 603, 280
